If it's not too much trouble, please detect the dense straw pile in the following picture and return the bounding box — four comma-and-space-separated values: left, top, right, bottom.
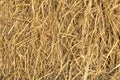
0, 0, 120, 80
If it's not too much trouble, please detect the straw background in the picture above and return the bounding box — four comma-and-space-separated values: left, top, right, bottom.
0, 0, 120, 80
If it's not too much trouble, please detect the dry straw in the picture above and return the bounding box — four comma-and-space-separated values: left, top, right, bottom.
0, 0, 120, 80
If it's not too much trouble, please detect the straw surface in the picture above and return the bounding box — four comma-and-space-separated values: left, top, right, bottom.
0, 0, 120, 80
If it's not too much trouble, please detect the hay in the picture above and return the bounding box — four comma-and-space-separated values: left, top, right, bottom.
0, 0, 120, 80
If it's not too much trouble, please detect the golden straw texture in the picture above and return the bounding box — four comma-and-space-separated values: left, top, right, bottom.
0, 0, 120, 80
